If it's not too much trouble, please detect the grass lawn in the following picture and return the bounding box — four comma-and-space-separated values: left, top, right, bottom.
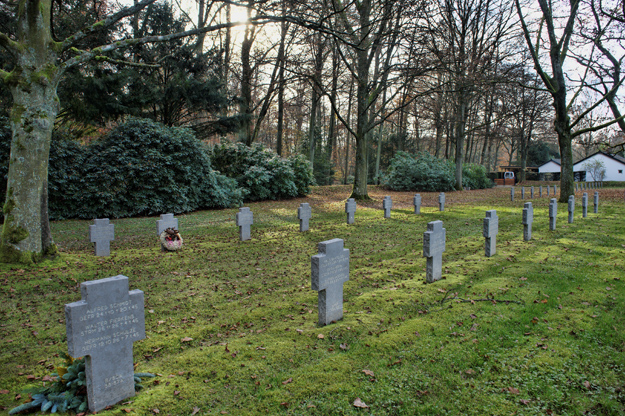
1, 185, 624, 415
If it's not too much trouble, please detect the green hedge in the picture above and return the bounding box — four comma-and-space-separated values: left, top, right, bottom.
0, 119, 315, 220
1, 118, 242, 219
210, 142, 315, 201
462, 163, 493, 189
383, 151, 456, 191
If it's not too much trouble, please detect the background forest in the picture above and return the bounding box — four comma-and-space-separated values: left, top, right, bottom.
0, 0, 624, 201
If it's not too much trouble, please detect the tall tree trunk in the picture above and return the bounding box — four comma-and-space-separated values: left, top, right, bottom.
239, 2, 254, 145
326, 46, 339, 164
349, 0, 372, 200
344, 82, 354, 184
2, 0, 61, 262
454, 96, 467, 190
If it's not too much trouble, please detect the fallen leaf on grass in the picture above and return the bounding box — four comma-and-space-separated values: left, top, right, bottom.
317, 334, 324, 339
519, 399, 530, 405
465, 369, 475, 375
584, 381, 591, 389
362, 369, 375, 377
191, 406, 200, 415
340, 343, 348, 350
282, 378, 293, 385
122, 409, 132, 413
181, 337, 193, 342
353, 398, 369, 408
506, 387, 520, 394
152, 409, 160, 414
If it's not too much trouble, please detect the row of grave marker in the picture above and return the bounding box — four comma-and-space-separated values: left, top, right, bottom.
74, 190, 603, 412
90, 190, 600, 256
511, 182, 603, 201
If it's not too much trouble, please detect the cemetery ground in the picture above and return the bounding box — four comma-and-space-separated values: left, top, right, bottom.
1, 185, 624, 415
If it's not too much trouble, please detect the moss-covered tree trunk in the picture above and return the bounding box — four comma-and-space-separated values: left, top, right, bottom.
349, 0, 371, 200
0, 1, 61, 262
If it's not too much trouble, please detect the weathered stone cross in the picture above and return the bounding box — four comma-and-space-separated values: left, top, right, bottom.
383, 196, 392, 218
298, 203, 312, 232
65, 275, 145, 413
423, 220, 446, 283
311, 239, 350, 326
90, 218, 114, 257
236, 207, 254, 241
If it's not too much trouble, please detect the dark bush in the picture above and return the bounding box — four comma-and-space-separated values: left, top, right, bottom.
383, 151, 455, 191
210, 142, 314, 201
63, 118, 241, 219
462, 163, 493, 189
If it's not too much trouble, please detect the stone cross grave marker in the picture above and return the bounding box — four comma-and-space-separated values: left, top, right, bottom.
553, 185, 557, 194
298, 203, 312, 232
345, 198, 356, 224
156, 213, 178, 236
575, 183, 578, 192
549, 199, 557, 231
439, 193, 445, 211
511, 187, 514, 201
522, 202, 534, 241
311, 239, 350, 326
423, 220, 446, 283
540, 186, 543, 197
582, 193, 588, 218
594, 192, 599, 213
547, 186, 550, 197
568, 195, 575, 223
521, 187, 525, 199
483, 210, 498, 257
90, 219, 114, 257
531, 186, 534, 199
383, 196, 392, 218
236, 207, 254, 241
413, 194, 422, 214
65, 275, 145, 413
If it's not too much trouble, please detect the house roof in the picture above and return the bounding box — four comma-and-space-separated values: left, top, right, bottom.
538, 159, 561, 168
573, 151, 625, 167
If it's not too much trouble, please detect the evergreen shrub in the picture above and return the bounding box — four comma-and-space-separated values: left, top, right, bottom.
383, 151, 455, 191
0, 118, 242, 219
60, 118, 241, 219
210, 142, 314, 201
462, 163, 493, 189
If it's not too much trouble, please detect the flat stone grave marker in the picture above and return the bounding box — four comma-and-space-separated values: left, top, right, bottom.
298, 203, 312, 232
521, 187, 525, 199
156, 213, 178, 236
345, 198, 356, 224
594, 192, 599, 213
90, 218, 115, 257
413, 194, 422, 214
522, 202, 534, 241
439, 193, 445, 211
236, 207, 254, 241
511, 187, 515, 201
549, 199, 557, 230
568, 195, 575, 223
311, 238, 350, 326
65, 275, 145, 413
582, 193, 588, 218
483, 210, 498, 257
531, 186, 534, 199
423, 220, 446, 283
383, 196, 392, 218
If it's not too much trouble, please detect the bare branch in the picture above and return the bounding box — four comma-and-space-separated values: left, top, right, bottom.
0, 31, 18, 55
572, 114, 625, 138
60, 0, 159, 52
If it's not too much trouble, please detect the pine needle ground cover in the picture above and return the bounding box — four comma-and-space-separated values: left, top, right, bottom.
1, 186, 624, 415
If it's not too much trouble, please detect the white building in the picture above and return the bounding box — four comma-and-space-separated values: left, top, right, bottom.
537, 159, 561, 180
572, 151, 625, 182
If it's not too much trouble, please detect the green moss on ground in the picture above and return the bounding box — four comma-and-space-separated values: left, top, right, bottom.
0, 186, 623, 415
